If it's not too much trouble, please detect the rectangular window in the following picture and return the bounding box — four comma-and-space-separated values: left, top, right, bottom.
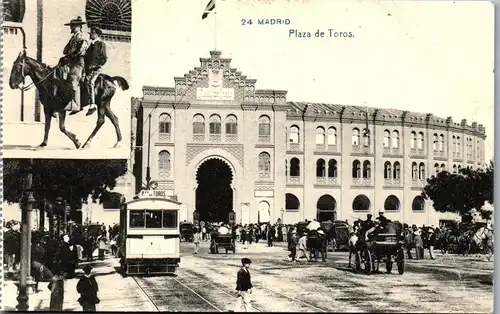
159, 122, 171, 134
162, 210, 178, 228
145, 210, 162, 228
226, 123, 237, 135
129, 210, 145, 228
209, 123, 221, 134
193, 122, 205, 134
259, 124, 270, 136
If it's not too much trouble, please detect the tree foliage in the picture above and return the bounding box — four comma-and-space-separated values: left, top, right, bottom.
3, 159, 128, 209
421, 161, 494, 218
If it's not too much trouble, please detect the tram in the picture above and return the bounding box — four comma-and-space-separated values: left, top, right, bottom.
118, 195, 181, 275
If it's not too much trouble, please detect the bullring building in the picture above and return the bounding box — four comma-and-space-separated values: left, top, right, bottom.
133, 51, 487, 227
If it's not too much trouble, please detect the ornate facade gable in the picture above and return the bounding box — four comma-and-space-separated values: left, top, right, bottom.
142, 51, 287, 105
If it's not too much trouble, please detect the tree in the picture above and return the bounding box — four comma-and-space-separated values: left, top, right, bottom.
421, 161, 494, 218
3, 159, 128, 210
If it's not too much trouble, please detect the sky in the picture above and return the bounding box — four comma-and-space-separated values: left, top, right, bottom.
131, 0, 494, 161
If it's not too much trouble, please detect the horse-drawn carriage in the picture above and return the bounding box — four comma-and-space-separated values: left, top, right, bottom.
210, 233, 236, 254
180, 222, 195, 242
353, 221, 405, 275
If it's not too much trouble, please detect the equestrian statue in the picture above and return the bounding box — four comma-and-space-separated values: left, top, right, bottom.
8, 16, 129, 149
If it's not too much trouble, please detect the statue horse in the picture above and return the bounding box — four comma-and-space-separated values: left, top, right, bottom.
9, 50, 129, 149
472, 226, 494, 261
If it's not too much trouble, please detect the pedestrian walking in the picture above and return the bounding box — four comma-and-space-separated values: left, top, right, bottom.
77, 264, 100, 312
97, 234, 106, 260
48, 269, 65, 312
232, 258, 253, 312
193, 228, 201, 254
288, 230, 298, 262
267, 224, 274, 247
414, 230, 424, 259
405, 229, 413, 259
298, 232, 309, 261
428, 227, 436, 260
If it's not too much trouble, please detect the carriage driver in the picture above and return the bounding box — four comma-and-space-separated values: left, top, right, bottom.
59, 17, 89, 115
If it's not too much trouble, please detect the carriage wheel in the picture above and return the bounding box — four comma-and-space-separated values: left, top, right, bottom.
354, 251, 362, 273
397, 248, 405, 275
363, 250, 372, 275
386, 254, 393, 274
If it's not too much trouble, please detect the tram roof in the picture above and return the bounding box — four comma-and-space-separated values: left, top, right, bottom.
124, 197, 182, 206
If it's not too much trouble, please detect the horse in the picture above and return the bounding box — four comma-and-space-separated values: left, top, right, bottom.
472, 226, 494, 261
347, 232, 359, 268
9, 50, 129, 149
306, 230, 327, 262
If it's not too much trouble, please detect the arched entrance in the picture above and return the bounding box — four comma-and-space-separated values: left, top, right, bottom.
316, 195, 337, 222
195, 158, 234, 223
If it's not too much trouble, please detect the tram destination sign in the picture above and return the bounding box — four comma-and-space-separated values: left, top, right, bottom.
139, 189, 173, 198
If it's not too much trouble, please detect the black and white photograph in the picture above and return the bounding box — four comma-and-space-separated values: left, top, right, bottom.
1, 0, 495, 313
3, 0, 132, 159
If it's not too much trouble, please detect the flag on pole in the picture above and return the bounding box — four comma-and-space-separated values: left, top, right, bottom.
202, 0, 216, 19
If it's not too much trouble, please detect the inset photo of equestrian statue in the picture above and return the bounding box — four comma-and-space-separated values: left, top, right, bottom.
3, 0, 132, 159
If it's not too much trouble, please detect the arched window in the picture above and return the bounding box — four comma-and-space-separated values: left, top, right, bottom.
439, 134, 445, 151
383, 130, 390, 148
452, 136, 456, 152
290, 158, 300, 177
456, 136, 461, 155
433, 134, 438, 151
86, 0, 132, 32
225, 114, 238, 135
384, 161, 392, 179
476, 139, 480, 159
192, 114, 205, 134
392, 130, 399, 148
412, 162, 418, 179
285, 159, 288, 177
316, 159, 326, 177
315, 127, 325, 145
158, 150, 171, 177
393, 162, 401, 180
258, 152, 271, 173
384, 195, 401, 211
440, 164, 446, 172
419, 163, 426, 180
258, 201, 270, 223
159, 113, 171, 134
362, 160, 371, 178
410, 132, 417, 149
412, 196, 426, 211
452, 165, 457, 173
434, 163, 439, 176
352, 128, 360, 146
289, 125, 300, 143
285, 193, 300, 211
317, 195, 337, 212
352, 194, 371, 211
209, 114, 222, 134
418, 132, 424, 149
327, 127, 337, 145
352, 160, 361, 178
327, 159, 337, 178
258, 115, 271, 136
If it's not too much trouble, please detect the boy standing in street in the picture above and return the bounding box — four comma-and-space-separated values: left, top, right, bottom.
232, 258, 253, 312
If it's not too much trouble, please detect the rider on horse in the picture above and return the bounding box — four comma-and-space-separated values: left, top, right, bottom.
56, 16, 89, 115
83, 27, 107, 116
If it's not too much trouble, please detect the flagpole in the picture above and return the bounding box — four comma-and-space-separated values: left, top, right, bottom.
214, 0, 217, 50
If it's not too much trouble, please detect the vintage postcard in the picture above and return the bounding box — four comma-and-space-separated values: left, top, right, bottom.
2, 0, 132, 159
1, 0, 494, 313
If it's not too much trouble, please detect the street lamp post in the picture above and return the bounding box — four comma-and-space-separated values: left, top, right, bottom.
16, 159, 36, 311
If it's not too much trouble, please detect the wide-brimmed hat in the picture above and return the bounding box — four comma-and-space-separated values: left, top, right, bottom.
64, 16, 86, 26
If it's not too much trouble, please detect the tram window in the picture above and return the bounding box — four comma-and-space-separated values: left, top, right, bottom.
162, 210, 178, 228
129, 210, 145, 228
145, 210, 163, 228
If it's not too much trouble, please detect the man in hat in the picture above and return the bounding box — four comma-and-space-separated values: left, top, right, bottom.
83, 27, 108, 116
233, 258, 253, 312
427, 227, 436, 260
59, 16, 89, 114
77, 264, 100, 312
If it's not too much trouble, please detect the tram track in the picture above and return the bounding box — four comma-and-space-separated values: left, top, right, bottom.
132, 272, 262, 312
